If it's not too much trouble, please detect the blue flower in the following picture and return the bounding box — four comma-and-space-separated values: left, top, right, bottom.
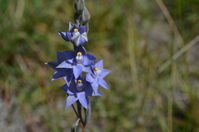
61, 77, 93, 109
86, 60, 111, 94
46, 51, 75, 86
59, 22, 88, 46
56, 46, 96, 79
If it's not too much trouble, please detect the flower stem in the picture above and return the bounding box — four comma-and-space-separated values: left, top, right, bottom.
79, 122, 87, 132
77, 101, 85, 126
72, 104, 79, 117
72, 104, 87, 132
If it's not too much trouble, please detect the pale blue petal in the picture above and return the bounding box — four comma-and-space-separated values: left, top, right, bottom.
91, 82, 99, 94
83, 66, 91, 73
73, 64, 83, 79
95, 60, 103, 69
100, 69, 111, 78
72, 32, 80, 40
67, 89, 75, 95
86, 73, 94, 83
81, 32, 88, 41
98, 78, 108, 89
57, 61, 73, 69
77, 92, 89, 109
83, 54, 96, 66
66, 96, 78, 108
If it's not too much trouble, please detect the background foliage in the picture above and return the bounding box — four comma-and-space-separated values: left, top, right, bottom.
0, 0, 199, 131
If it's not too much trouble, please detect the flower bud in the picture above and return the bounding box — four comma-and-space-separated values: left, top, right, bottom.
74, 0, 84, 12
82, 7, 90, 25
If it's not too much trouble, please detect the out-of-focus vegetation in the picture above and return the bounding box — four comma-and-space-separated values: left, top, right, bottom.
0, 0, 199, 131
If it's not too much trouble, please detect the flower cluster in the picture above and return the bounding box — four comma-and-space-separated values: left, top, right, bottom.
46, 23, 110, 109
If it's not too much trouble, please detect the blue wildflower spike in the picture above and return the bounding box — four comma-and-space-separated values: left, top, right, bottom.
46, 0, 111, 130
46, 0, 110, 121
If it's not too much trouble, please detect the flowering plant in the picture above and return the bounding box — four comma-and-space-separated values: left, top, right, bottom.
46, 0, 110, 131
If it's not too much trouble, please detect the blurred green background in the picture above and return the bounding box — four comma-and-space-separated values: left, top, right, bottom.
0, 0, 199, 131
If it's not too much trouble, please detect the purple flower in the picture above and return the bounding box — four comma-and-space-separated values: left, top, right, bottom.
58, 22, 88, 46
61, 77, 93, 109
46, 51, 75, 85
56, 46, 96, 79
86, 60, 111, 94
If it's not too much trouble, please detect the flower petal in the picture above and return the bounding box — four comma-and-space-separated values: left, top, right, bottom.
67, 80, 77, 94
52, 69, 72, 80
86, 73, 94, 83
66, 95, 78, 108
72, 32, 80, 40
73, 64, 83, 79
67, 89, 75, 95
91, 82, 99, 94
100, 69, 111, 78
58, 31, 66, 37
83, 66, 91, 73
81, 32, 88, 42
78, 26, 87, 34
98, 78, 108, 89
52, 71, 64, 80
64, 71, 73, 86
72, 32, 87, 46
78, 36, 87, 46
60, 84, 69, 93
84, 81, 93, 96
46, 61, 58, 70
75, 37, 82, 46
77, 92, 89, 109
58, 31, 72, 41
83, 53, 96, 66
57, 51, 75, 62
95, 60, 104, 69
57, 61, 73, 69
86, 53, 96, 61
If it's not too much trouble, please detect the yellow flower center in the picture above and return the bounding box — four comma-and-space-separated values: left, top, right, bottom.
74, 28, 78, 32
77, 80, 82, 84
94, 67, 99, 71
77, 52, 82, 56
